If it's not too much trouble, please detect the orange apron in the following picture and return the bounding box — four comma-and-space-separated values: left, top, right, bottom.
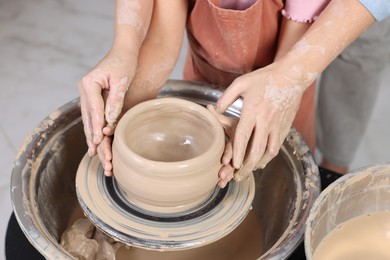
184, 0, 316, 151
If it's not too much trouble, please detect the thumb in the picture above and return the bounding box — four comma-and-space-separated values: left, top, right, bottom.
216, 80, 244, 114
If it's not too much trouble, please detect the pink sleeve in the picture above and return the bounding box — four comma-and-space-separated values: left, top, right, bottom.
282, 0, 331, 23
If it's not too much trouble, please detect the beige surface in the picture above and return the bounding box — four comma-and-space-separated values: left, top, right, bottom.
313, 211, 390, 260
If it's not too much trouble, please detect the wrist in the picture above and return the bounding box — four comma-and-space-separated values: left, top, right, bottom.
269, 58, 318, 93
108, 43, 139, 65
111, 39, 139, 56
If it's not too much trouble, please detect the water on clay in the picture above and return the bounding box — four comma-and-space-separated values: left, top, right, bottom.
313, 211, 390, 260
64, 205, 265, 260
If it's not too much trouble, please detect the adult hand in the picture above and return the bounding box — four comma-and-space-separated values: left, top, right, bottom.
215, 62, 311, 181
78, 48, 137, 165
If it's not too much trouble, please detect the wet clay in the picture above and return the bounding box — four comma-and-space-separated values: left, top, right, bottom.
63, 206, 264, 260
61, 206, 122, 260
112, 98, 225, 213
61, 218, 99, 260
313, 211, 390, 260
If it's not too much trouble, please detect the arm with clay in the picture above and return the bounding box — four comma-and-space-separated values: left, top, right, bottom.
215, 0, 329, 187
215, 17, 313, 188
215, 1, 328, 186
78, 0, 153, 158
97, 0, 188, 176
122, 0, 188, 112
276, 0, 332, 58
215, 0, 375, 181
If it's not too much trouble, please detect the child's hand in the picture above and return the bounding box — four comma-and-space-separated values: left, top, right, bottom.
78, 49, 137, 159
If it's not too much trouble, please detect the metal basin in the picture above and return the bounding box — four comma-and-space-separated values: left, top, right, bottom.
11, 80, 320, 259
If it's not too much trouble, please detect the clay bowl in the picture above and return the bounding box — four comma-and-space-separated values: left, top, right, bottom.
111, 97, 225, 215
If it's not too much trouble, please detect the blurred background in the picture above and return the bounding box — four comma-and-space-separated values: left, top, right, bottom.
1, 0, 389, 259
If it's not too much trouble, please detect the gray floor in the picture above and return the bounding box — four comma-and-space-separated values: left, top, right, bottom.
1, 0, 389, 259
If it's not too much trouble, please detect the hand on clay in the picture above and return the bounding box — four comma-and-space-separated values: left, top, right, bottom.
97, 135, 114, 176
207, 105, 237, 188
215, 63, 309, 181
78, 48, 137, 159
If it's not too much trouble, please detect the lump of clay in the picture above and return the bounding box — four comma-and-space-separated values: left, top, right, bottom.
93, 228, 122, 260
61, 218, 99, 260
61, 218, 124, 260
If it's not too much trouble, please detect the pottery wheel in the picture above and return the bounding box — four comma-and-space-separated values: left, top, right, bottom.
75, 88, 255, 251
76, 154, 254, 250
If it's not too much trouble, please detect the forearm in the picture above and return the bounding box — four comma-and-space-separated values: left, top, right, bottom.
276, 0, 375, 87
112, 0, 154, 54
123, 0, 187, 110
274, 17, 311, 61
